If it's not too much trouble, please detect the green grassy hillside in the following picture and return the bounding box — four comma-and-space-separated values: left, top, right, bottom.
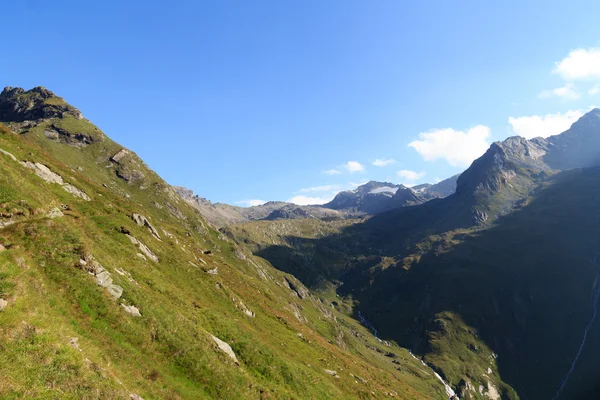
0, 88, 450, 399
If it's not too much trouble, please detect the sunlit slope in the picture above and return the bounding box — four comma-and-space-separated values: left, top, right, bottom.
0, 87, 449, 399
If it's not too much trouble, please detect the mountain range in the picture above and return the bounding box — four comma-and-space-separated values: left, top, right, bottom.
175, 175, 460, 228
2, 86, 600, 399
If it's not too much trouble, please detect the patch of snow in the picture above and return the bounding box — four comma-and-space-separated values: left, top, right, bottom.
369, 186, 399, 195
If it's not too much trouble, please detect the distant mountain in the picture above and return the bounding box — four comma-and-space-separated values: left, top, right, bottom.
324, 177, 460, 215
178, 177, 461, 227
174, 187, 344, 227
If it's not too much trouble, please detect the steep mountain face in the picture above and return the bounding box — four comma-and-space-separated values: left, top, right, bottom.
422, 174, 460, 198
0, 87, 452, 399
230, 109, 600, 400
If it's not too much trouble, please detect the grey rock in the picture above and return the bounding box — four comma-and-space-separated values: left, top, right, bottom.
21, 161, 63, 184
126, 234, 159, 262
284, 276, 309, 299
62, 183, 91, 201
323, 369, 339, 378
0, 298, 7, 311
46, 207, 64, 218
121, 304, 141, 317
0, 148, 17, 162
206, 267, 218, 275
69, 337, 81, 351
211, 335, 239, 364
107, 285, 124, 299
111, 149, 129, 163
0, 86, 84, 122
131, 213, 161, 239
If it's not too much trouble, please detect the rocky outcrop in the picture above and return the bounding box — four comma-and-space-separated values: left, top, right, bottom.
0, 86, 83, 122
125, 234, 159, 262
132, 213, 161, 240
20, 161, 90, 200
211, 335, 239, 364
284, 277, 309, 299
77, 257, 124, 299
21, 161, 63, 184
111, 149, 130, 163
43, 123, 102, 147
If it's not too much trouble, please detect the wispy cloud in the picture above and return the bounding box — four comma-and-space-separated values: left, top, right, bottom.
322, 168, 341, 175
538, 83, 580, 100
235, 199, 267, 207
288, 195, 334, 205
408, 125, 491, 167
298, 184, 341, 193
397, 169, 425, 182
344, 161, 365, 173
372, 158, 396, 167
589, 85, 600, 95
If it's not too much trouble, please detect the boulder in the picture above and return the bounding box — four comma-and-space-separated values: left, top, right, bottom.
46, 207, 64, 218
206, 267, 218, 275
324, 369, 339, 378
211, 335, 239, 364
111, 149, 130, 163
121, 304, 141, 317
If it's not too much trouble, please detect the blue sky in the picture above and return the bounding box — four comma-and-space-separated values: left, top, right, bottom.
3, 1, 600, 205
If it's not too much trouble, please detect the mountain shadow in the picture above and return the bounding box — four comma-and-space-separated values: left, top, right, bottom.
254, 167, 600, 400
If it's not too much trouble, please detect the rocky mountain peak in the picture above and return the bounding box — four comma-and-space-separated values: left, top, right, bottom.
0, 85, 83, 122
569, 107, 600, 130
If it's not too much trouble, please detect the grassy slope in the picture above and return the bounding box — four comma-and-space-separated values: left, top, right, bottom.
0, 116, 448, 399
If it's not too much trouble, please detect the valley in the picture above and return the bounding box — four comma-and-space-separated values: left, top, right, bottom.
2, 86, 600, 399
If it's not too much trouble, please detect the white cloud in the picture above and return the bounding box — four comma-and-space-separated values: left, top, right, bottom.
372, 158, 396, 167
589, 85, 600, 95
538, 83, 580, 100
298, 184, 341, 193
322, 169, 341, 175
554, 48, 600, 80
288, 195, 334, 205
408, 125, 491, 167
344, 161, 365, 173
508, 110, 583, 139
235, 199, 267, 207
397, 169, 425, 182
